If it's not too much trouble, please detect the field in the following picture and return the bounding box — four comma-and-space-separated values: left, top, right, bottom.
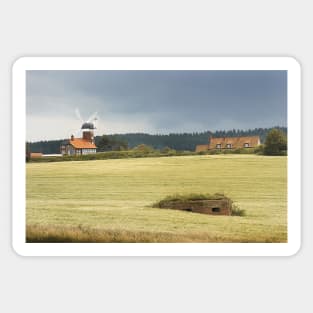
26, 154, 287, 243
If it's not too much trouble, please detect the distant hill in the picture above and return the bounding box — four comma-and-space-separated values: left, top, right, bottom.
28, 126, 287, 154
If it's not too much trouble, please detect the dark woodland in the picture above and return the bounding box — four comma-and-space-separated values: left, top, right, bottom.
28, 127, 287, 154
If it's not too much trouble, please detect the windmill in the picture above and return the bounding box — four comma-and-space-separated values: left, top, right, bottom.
72, 108, 99, 143
61, 109, 99, 156
75, 108, 98, 129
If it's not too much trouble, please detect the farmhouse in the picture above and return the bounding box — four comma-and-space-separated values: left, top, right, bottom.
196, 135, 260, 152
60, 122, 97, 156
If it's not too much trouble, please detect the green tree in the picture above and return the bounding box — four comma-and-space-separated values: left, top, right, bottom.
264, 129, 287, 155
97, 135, 111, 151
96, 135, 128, 152
161, 146, 176, 155
26, 142, 31, 162
110, 138, 128, 151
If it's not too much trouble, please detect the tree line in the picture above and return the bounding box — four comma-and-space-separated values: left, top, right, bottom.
28, 126, 287, 154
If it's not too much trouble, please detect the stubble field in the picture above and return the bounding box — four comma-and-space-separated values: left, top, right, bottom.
26, 154, 287, 243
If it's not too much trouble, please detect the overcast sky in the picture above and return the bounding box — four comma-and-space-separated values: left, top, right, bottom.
26, 70, 287, 141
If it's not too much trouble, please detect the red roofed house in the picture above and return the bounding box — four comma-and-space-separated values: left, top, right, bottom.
196, 135, 260, 152
60, 122, 97, 156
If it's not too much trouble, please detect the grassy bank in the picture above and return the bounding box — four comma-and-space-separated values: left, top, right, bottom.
26, 223, 281, 243
28, 147, 261, 163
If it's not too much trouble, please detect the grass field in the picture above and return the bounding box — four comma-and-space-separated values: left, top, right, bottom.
26, 154, 287, 243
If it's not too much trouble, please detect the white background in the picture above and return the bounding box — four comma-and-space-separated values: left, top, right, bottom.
0, 1, 311, 312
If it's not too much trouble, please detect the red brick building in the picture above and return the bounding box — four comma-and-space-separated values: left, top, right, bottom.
30, 152, 43, 158
196, 135, 260, 152
60, 122, 97, 156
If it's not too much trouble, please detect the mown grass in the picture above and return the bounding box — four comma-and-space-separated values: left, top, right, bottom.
26, 154, 287, 243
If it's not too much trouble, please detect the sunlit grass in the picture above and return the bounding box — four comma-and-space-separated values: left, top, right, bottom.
26, 154, 287, 242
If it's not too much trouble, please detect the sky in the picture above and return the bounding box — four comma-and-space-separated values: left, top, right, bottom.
26, 70, 287, 141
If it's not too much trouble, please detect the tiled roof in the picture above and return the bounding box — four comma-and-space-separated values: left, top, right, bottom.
69, 138, 97, 149
208, 136, 260, 149
30, 152, 43, 158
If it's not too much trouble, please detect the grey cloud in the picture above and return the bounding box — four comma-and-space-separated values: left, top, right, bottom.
26, 70, 287, 140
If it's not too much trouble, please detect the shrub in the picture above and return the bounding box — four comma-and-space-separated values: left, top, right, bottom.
231, 204, 246, 216
209, 149, 222, 155
264, 129, 287, 155
254, 144, 264, 155
161, 147, 176, 156
177, 150, 195, 156
133, 144, 155, 153
161, 146, 172, 153
153, 192, 230, 208
197, 147, 258, 155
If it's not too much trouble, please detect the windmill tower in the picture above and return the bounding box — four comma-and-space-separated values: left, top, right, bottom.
61, 109, 98, 156
75, 109, 98, 143
81, 121, 96, 143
